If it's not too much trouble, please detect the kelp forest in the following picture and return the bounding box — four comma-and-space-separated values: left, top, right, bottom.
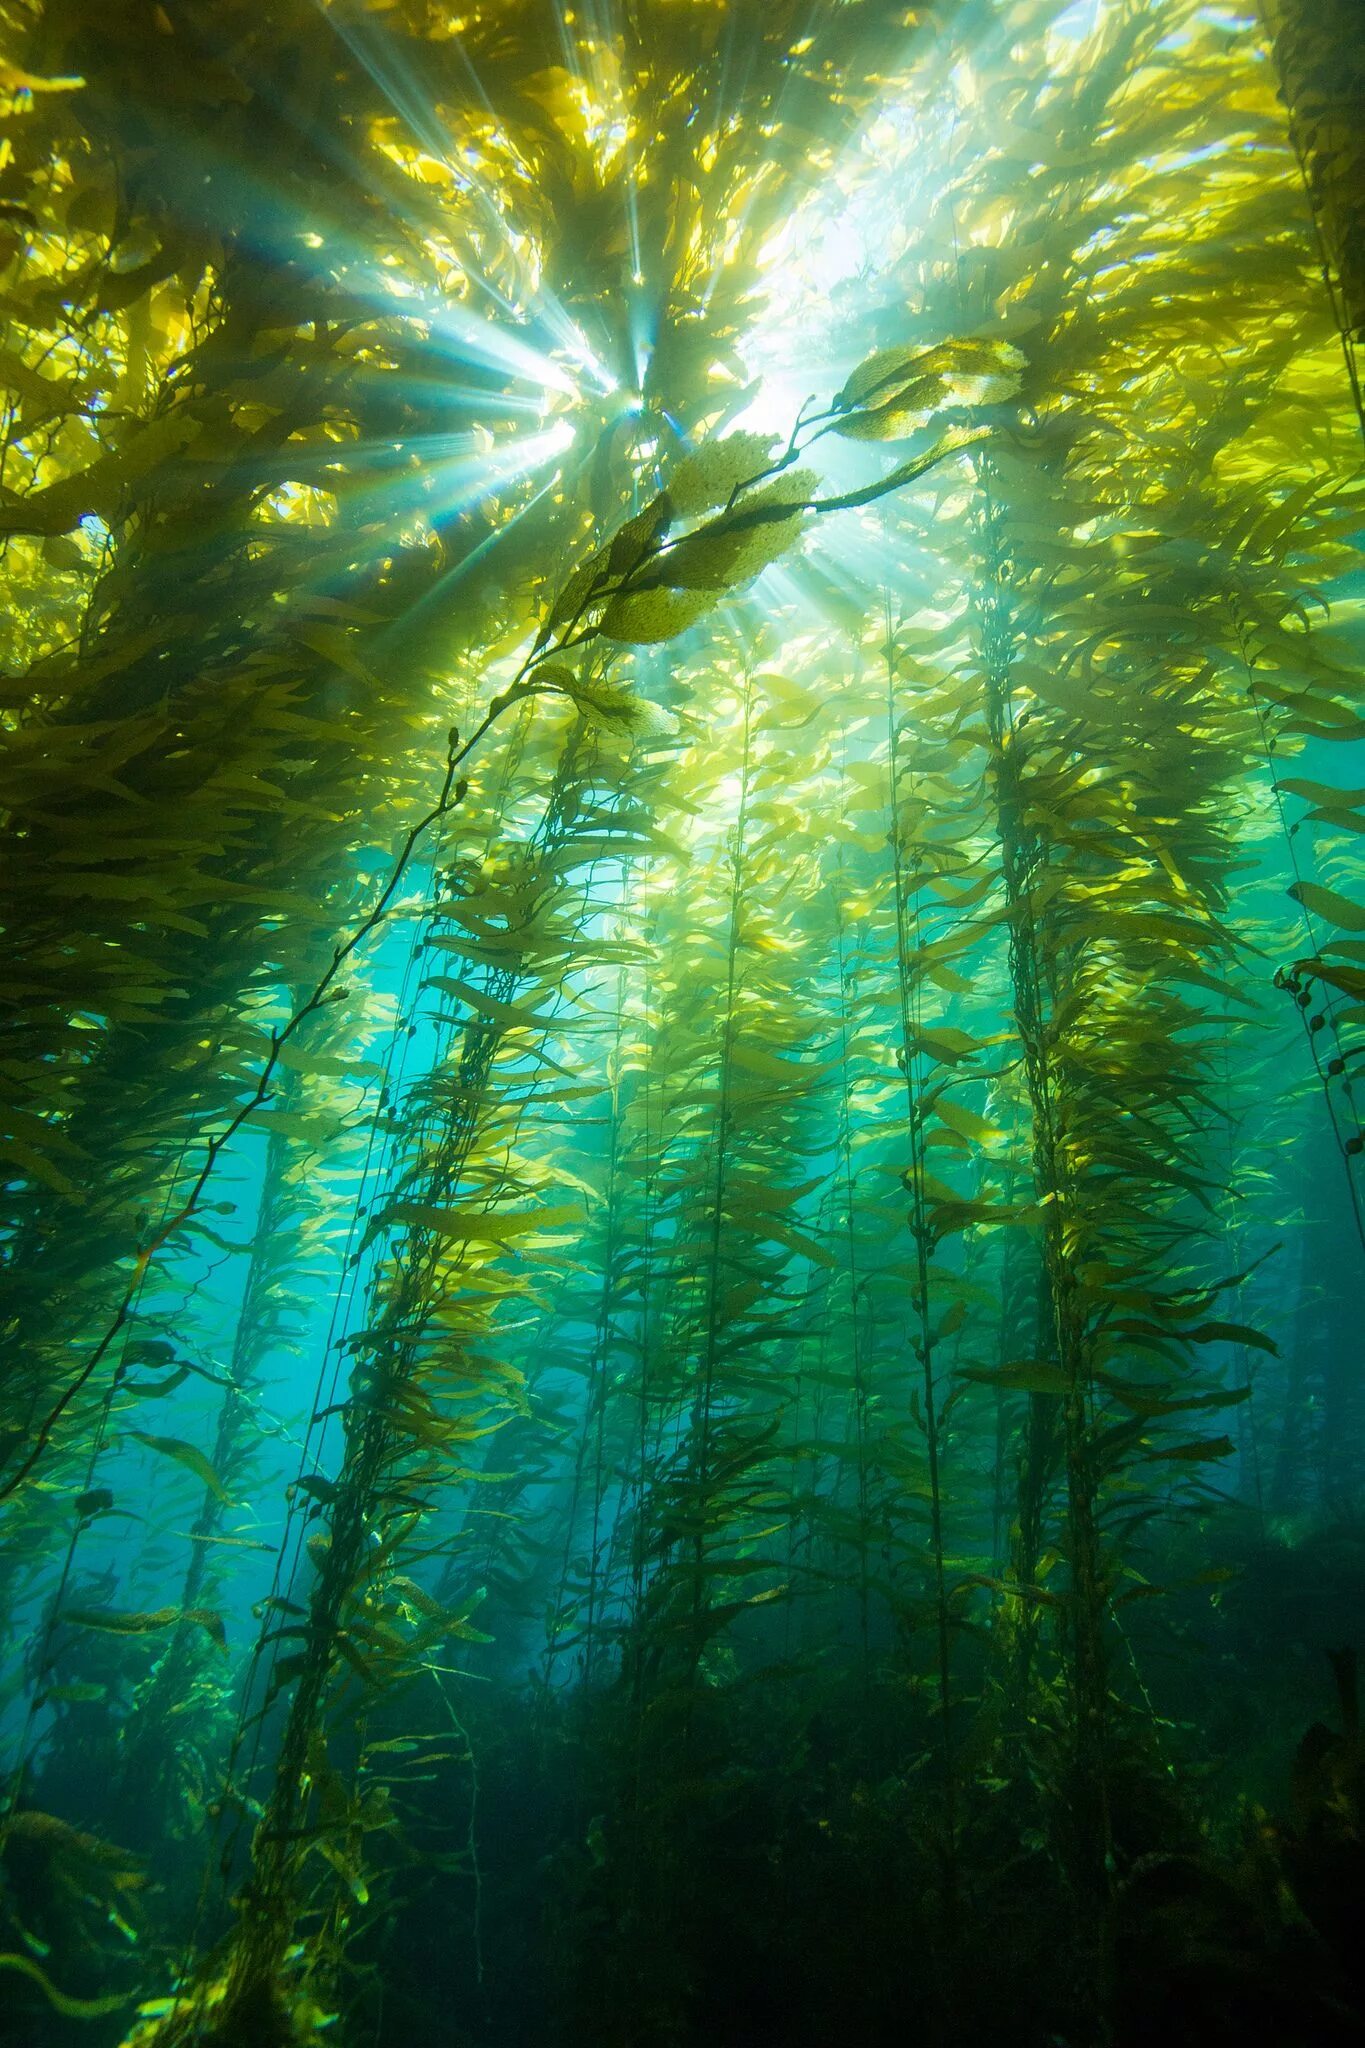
0, 0, 1362, 2043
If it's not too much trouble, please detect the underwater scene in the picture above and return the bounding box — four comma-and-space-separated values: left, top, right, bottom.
1, 1, 1363, 2043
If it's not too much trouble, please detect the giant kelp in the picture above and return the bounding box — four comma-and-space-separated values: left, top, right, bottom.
1, 3, 1363, 2046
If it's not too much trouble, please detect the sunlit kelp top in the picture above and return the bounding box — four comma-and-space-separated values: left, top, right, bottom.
0, 1, 1362, 2045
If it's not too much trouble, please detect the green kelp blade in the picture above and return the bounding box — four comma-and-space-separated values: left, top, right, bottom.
665, 431, 778, 516
961, 1361, 1068, 1394
1148, 1436, 1237, 1463
1288, 880, 1365, 932
1299, 957, 1365, 1001
0, 1952, 129, 2019
128, 1431, 234, 1502
381, 1200, 582, 1244
1185, 1321, 1278, 1355
63, 1605, 227, 1649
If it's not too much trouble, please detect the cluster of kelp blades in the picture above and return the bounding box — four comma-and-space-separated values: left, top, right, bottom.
0, 0, 1363, 2044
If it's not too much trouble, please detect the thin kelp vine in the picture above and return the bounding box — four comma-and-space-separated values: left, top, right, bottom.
2, 3, 1363, 2047
192, 725, 627, 2042
884, 624, 957, 1850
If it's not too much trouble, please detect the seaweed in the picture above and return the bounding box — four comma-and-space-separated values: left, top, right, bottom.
0, 4, 1362, 2046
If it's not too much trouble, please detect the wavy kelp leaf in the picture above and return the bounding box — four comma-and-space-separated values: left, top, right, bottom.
833, 337, 1025, 439
0, 1136, 79, 1196
335, 1634, 382, 1686
544, 498, 673, 638
598, 583, 717, 644
837, 344, 949, 412
1302, 808, 1365, 836
961, 1360, 1068, 1394
122, 1365, 192, 1399
1299, 957, 1365, 1001
119, 1338, 177, 1369
1101, 1381, 1252, 1418
599, 464, 826, 641
314, 1836, 370, 1904
725, 1210, 838, 1269
726, 1043, 836, 1084
440, 1586, 495, 1644
1288, 879, 1365, 931
42, 1681, 109, 1704
907, 1024, 986, 1064
1278, 779, 1365, 808
63, 1605, 226, 1649
648, 470, 816, 591
0, 1953, 126, 2019
931, 1098, 1001, 1144
421, 976, 561, 1031
664, 432, 777, 517
1185, 1321, 1279, 1355
382, 1201, 582, 1244
608, 498, 674, 576
129, 1430, 233, 1502
817, 427, 991, 513
533, 664, 656, 732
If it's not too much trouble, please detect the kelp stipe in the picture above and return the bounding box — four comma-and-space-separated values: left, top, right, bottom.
882, 621, 960, 1897
130, 724, 681, 2037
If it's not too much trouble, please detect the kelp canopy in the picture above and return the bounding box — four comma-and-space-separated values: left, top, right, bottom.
0, 0, 1362, 2044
